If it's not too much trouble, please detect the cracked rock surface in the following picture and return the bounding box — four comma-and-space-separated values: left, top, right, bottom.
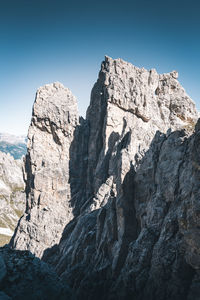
9, 57, 200, 299
10, 82, 79, 257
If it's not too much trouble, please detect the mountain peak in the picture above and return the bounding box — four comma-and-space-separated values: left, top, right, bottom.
6, 57, 200, 299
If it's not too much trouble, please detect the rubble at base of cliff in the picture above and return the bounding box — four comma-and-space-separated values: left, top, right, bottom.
0, 245, 71, 300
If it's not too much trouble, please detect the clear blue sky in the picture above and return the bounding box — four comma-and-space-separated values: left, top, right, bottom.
0, 0, 199, 135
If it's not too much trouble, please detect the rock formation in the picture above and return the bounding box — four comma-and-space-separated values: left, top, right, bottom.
0, 151, 25, 246
10, 82, 79, 257
9, 56, 200, 299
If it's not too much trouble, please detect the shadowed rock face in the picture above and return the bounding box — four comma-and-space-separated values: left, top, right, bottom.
9, 57, 200, 299
0, 246, 71, 300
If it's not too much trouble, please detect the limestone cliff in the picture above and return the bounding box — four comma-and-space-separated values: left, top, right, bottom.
9, 57, 200, 299
10, 82, 79, 257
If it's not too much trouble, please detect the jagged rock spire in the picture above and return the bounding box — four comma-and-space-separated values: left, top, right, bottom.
10, 82, 79, 257
10, 57, 200, 299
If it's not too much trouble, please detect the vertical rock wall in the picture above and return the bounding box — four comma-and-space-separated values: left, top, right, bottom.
51, 57, 199, 299
10, 57, 200, 299
10, 82, 79, 257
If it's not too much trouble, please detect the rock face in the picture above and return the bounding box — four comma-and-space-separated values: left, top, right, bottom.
0, 151, 25, 246
10, 57, 200, 299
10, 82, 79, 257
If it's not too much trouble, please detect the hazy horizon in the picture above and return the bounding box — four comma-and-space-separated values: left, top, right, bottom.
1, 0, 200, 135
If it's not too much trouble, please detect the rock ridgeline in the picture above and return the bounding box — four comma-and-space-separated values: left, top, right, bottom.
0, 151, 25, 246
0, 133, 27, 160
5, 56, 200, 299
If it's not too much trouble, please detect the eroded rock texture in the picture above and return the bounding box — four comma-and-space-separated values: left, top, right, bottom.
10, 57, 200, 299
10, 82, 79, 257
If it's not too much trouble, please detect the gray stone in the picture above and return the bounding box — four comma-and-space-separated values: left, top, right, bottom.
0, 246, 71, 299
0, 254, 6, 282
10, 56, 200, 299
10, 82, 79, 257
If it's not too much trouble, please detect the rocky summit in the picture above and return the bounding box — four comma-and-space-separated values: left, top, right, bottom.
1, 56, 200, 299
10, 82, 79, 257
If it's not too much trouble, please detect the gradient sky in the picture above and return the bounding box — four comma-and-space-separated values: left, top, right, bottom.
0, 0, 199, 135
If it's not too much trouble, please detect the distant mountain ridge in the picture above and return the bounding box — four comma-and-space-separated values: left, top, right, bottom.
0, 151, 25, 246
0, 133, 27, 144
0, 133, 27, 160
